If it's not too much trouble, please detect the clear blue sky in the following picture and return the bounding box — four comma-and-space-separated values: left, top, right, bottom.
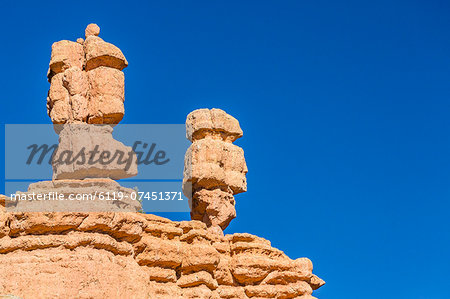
1, 1, 450, 298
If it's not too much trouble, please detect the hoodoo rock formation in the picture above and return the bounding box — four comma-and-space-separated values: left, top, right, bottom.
0, 25, 324, 298
47, 23, 127, 124
47, 23, 137, 182
183, 108, 248, 234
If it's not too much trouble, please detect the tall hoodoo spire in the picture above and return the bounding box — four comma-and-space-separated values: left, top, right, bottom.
183, 108, 248, 234
46, 24, 138, 190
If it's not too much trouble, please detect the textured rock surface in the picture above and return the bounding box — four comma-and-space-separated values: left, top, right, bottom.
47, 24, 127, 125
49, 41, 84, 75
186, 108, 243, 143
6, 179, 141, 212
183, 109, 248, 233
85, 23, 100, 38
191, 189, 236, 231
84, 35, 128, 72
0, 209, 324, 298
47, 25, 135, 182
52, 124, 137, 180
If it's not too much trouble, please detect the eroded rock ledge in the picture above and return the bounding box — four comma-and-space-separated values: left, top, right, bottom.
0, 205, 324, 298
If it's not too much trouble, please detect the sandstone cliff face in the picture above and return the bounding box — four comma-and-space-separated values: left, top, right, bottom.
0, 207, 324, 298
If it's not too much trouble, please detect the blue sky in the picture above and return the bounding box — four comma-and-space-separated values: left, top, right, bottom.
1, 0, 450, 298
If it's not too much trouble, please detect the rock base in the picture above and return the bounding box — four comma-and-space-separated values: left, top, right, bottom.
0, 209, 324, 298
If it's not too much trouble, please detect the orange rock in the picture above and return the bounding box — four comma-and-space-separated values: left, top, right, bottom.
87, 95, 125, 124
4, 25, 325, 298
84, 35, 128, 71
181, 243, 220, 274
63, 67, 88, 97
49, 40, 84, 75
146, 266, 177, 283
86, 67, 125, 123
230, 254, 274, 284
186, 108, 243, 142
10, 179, 141, 213
85, 23, 100, 38
183, 109, 248, 233
0, 246, 149, 298
49, 72, 70, 102
214, 255, 234, 285
183, 139, 248, 193
87, 67, 124, 99
135, 235, 183, 268
0, 209, 324, 298
49, 98, 72, 124
69, 94, 88, 121
191, 189, 236, 230
51, 125, 137, 180
181, 284, 217, 299
47, 25, 127, 125
244, 282, 313, 298
177, 271, 218, 290
216, 285, 247, 298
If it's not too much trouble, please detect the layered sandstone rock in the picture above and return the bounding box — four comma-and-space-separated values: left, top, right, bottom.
47, 24, 127, 125
0, 25, 325, 298
6, 179, 141, 212
52, 124, 137, 180
4, 24, 141, 219
0, 209, 324, 298
183, 109, 248, 233
47, 24, 135, 181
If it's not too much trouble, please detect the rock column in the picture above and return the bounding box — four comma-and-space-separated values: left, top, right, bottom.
183, 109, 248, 233
47, 23, 128, 125
46, 24, 136, 181
9, 24, 140, 212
